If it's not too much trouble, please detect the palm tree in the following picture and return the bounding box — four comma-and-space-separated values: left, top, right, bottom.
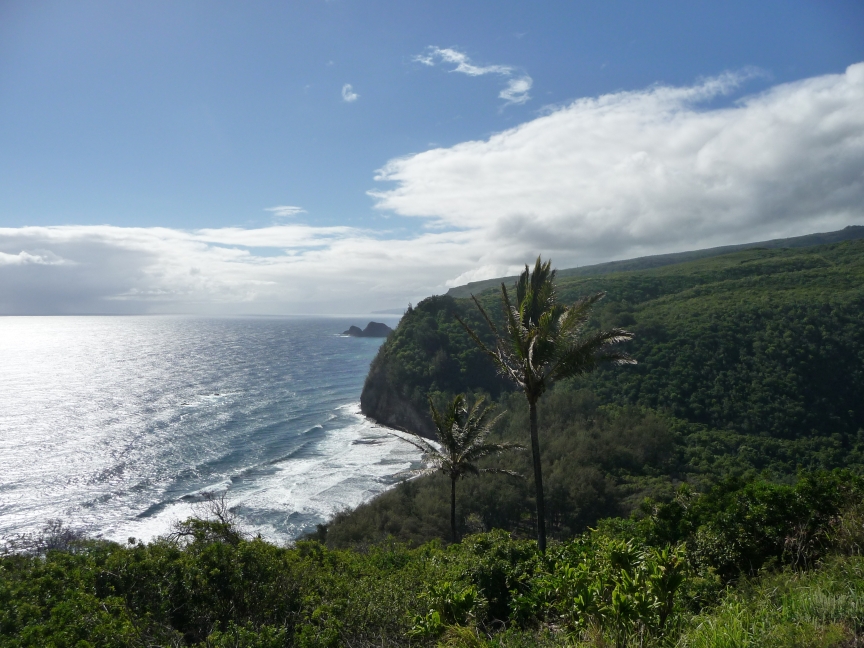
395, 394, 523, 542
456, 256, 636, 552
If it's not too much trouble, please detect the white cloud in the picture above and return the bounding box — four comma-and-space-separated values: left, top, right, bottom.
416, 46, 532, 105
444, 263, 523, 288
0, 224, 479, 314
499, 75, 532, 105
373, 62, 864, 267
2, 65, 863, 315
265, 205, 306, 218
0, 250, 71, 266
342, 83, 358, 102
416, 47, 513, 77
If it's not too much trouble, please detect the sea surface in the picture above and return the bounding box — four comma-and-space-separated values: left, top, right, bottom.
0, 316, 420, 544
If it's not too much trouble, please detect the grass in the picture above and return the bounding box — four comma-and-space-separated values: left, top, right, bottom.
679, 556, 864, 648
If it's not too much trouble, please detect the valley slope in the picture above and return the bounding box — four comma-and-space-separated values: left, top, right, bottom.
348, 234, 864, 545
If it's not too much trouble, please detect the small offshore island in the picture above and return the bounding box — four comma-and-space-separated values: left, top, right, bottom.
342, 321, 394, 337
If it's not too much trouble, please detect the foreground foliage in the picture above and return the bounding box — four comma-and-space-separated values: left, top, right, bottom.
679, 557, 864, 648
3, 471, 864, 647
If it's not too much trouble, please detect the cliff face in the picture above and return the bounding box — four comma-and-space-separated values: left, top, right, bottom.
358, 296, 509, 441
360, 355, 435, 439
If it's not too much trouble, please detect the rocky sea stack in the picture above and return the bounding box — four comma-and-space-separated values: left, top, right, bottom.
342, 321, 393, 338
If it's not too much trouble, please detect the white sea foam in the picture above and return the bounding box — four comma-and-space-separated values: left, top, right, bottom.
106, 406, 421, 543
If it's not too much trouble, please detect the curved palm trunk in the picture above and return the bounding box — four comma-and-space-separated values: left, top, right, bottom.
450, 477, 458, 543
529, 400, 547, 553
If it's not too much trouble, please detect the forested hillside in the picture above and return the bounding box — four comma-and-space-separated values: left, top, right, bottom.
349, 239, 864, 545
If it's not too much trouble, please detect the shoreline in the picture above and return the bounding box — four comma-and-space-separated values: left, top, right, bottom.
1, 402, 425, 548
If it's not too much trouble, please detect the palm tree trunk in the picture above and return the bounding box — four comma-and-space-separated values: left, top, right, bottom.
450, 477, 458, 543
529, 400, 547, 552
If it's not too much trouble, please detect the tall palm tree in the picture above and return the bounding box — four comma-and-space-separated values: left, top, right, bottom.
395, 394, 523, 542
456, 256, 636, 552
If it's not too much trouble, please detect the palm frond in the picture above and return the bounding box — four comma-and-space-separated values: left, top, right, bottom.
403, 466, 439, 479
390, 394, 522, 487
461, 442, 525, 463
557, 292, 606, 338
479, 468, 524, 478
549, 328, 636, 380
594, 350, 637, 366
501, 284, 528, 355
515, 263, 530, 307
454, 287, 526, 389
455, 303, 510, 381
389, 429, 440, 458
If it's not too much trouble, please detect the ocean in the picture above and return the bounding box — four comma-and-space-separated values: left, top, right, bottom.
0, 316, 420, 544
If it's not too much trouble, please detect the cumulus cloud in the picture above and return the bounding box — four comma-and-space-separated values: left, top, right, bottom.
265, 205, 306, 218
341, 83, 358, 102
374, 62, 864, 267
2, 64, 862, 315
415, 46, 532, 105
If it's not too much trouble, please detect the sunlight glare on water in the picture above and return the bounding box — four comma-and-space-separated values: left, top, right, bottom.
0, 316, 419, 543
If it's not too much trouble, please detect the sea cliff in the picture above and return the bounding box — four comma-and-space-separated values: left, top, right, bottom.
358, 296, 509, 440
361, 355, 435, 438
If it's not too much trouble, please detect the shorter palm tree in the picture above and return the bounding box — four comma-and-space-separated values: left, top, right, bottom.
394, 394, 523, 542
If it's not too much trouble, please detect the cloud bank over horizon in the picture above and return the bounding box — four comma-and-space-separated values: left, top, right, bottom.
2, 63, 863, 315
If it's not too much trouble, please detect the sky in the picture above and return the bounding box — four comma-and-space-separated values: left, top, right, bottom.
1, 1, 863, 315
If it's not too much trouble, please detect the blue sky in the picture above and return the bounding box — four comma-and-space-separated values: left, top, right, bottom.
1, 1, 863, 314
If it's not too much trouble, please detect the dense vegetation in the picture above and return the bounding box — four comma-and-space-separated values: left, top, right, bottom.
352, 239, 864, 544
4, 471, 864, 647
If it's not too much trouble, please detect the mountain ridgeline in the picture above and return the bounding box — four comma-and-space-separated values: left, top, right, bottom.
348, 232, 864, 544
